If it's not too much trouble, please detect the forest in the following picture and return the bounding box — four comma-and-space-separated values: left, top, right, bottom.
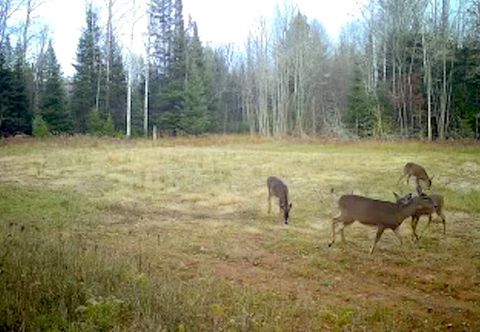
1, 0, 480, 139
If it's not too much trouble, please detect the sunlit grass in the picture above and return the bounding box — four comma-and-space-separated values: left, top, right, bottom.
0, 135, 479, 330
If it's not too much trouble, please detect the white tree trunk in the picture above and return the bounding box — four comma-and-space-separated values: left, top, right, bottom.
127, 66, 132, 138
126, 0, 136, 138
143, 60, 149, 137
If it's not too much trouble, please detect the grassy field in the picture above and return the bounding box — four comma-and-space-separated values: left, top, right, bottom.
0, 135, 479, 331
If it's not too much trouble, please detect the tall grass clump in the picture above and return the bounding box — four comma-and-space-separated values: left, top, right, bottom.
0, 223, 323, 331
0, 224, 130, 331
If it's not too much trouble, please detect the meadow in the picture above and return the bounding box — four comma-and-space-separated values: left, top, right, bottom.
0, 135, 479, 331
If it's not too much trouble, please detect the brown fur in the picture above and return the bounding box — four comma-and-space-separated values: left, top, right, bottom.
395, 193, 446, 240
267, 176, 292, 224
329, 193, 436, 254
398, 162, 433, 190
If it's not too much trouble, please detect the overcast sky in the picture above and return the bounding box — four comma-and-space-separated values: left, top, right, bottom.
31, 0, 364, 76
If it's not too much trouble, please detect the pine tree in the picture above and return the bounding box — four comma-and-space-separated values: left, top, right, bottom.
345, 65, 374, 137
71, 4, 103, 133
182, 59, 209, 134
0, 49, 31, 136
40, 41, 71, 133
451, 41, 480, 137
150, 0, 173, 77
0, 52, 14, 135
1, 36, 13, 67
201, 47, 219, 131
170, 0, 186, 85
106, 36, 126, 131
181, 20, 209, 134
32, 114, 49, 137
154, 0, 186, 133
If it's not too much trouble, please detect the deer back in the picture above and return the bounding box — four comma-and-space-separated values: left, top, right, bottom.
267, 176, 289, 205
339, 194, 435, 229
338, 195, 400, 228
404, 162, 429, 180
413, 193, 443, 216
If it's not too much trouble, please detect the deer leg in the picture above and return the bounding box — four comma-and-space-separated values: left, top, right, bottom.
415, 183, 423, 195
329, 217, 340, 247
440, 212, 446, 234
411, 217, 420, 241
415, 177, 421, 189
370, 226, 385, 254
397, 173, 406, 185
419, 215, 433, 238
340, 225, 346, 243
406, 174, 411, 185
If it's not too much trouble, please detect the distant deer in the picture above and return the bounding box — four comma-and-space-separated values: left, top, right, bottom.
328, 193, 436, 254
394, 192, 446, 240
267, 176, 292, 225
398, 162, 434, 190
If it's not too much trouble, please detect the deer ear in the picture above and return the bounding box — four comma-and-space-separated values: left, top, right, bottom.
393, 192, 399, 199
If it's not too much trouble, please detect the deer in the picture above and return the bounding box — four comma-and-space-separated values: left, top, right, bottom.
394, 192, 446, 240
328, 193, 437, 254
398, 162, 434, 191
267, 176, 292, 225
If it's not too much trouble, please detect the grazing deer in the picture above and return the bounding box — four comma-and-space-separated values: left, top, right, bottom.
328, 193, 436, 254
267, 176, 292, 225
394, 193, 446, 240
398, 162, 434, 190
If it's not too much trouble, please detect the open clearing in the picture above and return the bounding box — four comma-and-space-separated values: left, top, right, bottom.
1, 136, 479, 331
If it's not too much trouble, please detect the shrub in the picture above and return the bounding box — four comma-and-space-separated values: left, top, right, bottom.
88, 109, 118, 136
103, 114, 115, 136
32, 115, 49, 138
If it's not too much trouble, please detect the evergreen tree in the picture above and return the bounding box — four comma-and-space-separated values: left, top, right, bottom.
154, 0, 186, 133
182, 59, 209, 134
345, 65, 374, 137
2, 36, 13, 67
150, 0, 173, 77
181, 20, 209, 134
87, 108, 104, 135
71, 4, 103, 133
451, 42, 480, 137
0, 50, 31, 136
201, 47, 220, 131
0, 52, 14, 135
40, 41, 72, 133
131, 59, 146, 136
106, 36, 126, 131
32, 114, 49, 137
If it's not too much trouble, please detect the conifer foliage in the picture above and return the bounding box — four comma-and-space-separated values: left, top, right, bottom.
40, 41, 71, 134
0, 50, 31, 136
1, 0, 480, 139
71, 4, 103, 133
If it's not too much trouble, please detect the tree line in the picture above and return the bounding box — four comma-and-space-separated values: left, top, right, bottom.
1, 0, 479, 139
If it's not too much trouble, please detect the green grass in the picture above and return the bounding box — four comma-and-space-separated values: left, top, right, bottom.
0, 135, 479, 331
